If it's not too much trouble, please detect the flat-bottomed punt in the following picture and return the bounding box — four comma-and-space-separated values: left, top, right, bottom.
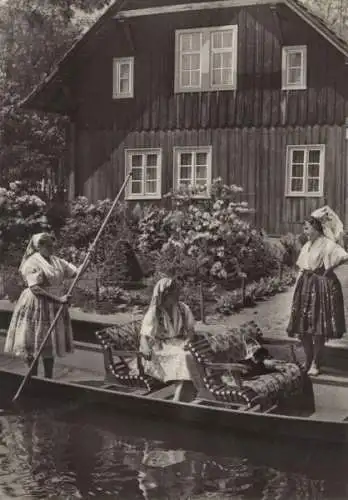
1, 323, 348, 445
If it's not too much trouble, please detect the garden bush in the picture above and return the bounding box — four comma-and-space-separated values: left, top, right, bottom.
137, 178, 279, 286
0, 185, 50, 253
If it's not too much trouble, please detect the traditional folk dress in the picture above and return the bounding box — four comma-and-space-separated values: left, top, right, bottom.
140, 278, 195, 383
287, 235, 348, 341
4, 251, 77, 359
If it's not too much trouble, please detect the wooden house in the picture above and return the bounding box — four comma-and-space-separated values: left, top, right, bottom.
22, 0, 348, 235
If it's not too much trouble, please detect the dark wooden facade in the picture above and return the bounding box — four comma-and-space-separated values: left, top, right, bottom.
26, 0, 348, 235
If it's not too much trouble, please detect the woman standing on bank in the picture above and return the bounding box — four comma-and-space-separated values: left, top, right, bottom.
4, 232, 91, 378
287, 209, 348, 376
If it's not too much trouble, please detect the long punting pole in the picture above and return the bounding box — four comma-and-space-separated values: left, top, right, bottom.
12, 172, 133, 403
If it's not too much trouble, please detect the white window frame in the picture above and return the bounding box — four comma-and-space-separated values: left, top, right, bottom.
124, 148, 162, 200
281, 46, 307, 90
174, 25, 238, 93
113, 57, 134, 99
173, 146, 212, 198
285, 145, 325, 198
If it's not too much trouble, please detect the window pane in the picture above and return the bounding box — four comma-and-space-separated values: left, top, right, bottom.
181, 71, 190, 87
191, 33, 201, 51
146, 154, 158, 167
179, 166, 192, 180
288, 52, 302, 68
181, 34, 192, 51
196, 152, 208, 165
212, 53, 222, 69
222, 69, 233, 84
131, 154, 143, 167
145, 181, 157, 194
131, 168, 143, 181
146, 167, 157, 181
196, 166, 207, 179
308, 178, 319, 193
180, 153, 193, 166
131, 181, 142, 194
191, 54, 200, 71
212, 32, 223, 49
222, 31, 233, 48
309, 150, 320, 163
291, 178, 303, 192
212, 69, 221, 85
196, 179, 208, 188
119, 79, 129, 93
191, 70, 200, 86
291, 150, 304, 163
291, 164, 303, 177
182, 54, 191, 71
222, 52, 233, 68
288, 67, 302, 84
119, 63, 130, 78
308, 164, 320, 177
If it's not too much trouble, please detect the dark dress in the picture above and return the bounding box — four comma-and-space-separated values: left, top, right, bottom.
287, 237, 347, 341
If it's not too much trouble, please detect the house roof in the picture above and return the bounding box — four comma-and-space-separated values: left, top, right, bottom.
21, 0, 348, 114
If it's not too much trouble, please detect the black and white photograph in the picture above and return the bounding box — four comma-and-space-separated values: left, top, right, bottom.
0, 0, 348, 498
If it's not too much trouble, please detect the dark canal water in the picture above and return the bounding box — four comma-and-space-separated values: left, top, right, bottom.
0, 401, 347, 500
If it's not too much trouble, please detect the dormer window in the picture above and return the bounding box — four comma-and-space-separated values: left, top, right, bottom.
174, 25, 238, 93
282, 46, 307, 90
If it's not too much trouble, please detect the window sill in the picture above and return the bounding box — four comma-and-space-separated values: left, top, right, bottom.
174, 86, 237, 94
285, 192, 323, 198
125, 194, 162, 201
281, 85, 307, 91
113, 94, 134, 99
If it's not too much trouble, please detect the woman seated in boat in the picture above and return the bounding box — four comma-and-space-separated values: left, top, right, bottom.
140, 277, 195, 401
4, 232, 91, 378
287, 207, 348, 376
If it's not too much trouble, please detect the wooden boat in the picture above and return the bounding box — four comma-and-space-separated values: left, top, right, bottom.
1, 303, 348, 445
1, 338, 348, 446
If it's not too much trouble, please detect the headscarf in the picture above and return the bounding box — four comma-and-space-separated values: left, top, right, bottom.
149, 277, 177, 309
19, 232, 53, 273
310, 206, 344, 245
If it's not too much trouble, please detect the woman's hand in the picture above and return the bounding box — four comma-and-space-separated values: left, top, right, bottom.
58, 294, 72, 305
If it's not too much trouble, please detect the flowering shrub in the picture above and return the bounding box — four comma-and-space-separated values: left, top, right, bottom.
138, 178, 279, 284
0, 185, 49, 249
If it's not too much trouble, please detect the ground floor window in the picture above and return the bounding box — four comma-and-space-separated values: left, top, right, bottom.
286, 145, 325, 197
173, 146, 212, 196
125, 149, 162, 199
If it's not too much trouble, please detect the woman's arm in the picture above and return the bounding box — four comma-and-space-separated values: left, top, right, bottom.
30, 286, 69, 304
324, 255, 348, 275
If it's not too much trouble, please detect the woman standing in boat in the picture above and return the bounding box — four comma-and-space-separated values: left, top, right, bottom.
140, 277, 195, 401
4, 232, 91, 378
287, 208, 348, 376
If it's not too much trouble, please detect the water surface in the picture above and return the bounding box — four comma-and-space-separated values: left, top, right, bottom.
0, 402, 347, 499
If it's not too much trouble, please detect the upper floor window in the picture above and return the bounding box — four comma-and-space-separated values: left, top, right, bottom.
285, 145, 324, 197
113, 57, 134, 99
174, 25, 238, 93
125, 149, 162, 199
173, 146, 212, 197
282, 46, 307, 90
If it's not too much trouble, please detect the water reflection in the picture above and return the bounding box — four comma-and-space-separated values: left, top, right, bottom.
0, 405, 346, 499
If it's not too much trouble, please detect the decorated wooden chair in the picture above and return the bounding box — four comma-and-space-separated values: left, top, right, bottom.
185, 321, 304, 412
95, 320, 163, 393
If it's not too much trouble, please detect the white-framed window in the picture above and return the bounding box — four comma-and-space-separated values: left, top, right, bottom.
174, 25, 238, 93
113, 57, 134, 99
282, 46, 307, 90
173, 146, 212, 197
285, 145, 325, 197
125, 149, 162, 199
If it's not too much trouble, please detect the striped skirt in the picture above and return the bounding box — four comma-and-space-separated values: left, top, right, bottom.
287, 269, 346, 340
4, 288, 74, 359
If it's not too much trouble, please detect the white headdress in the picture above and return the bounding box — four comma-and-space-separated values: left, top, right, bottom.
19, 232, 51, 273
310, 206, 344, 245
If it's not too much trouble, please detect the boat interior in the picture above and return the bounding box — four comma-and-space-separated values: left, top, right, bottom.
1, 318, 348, 425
